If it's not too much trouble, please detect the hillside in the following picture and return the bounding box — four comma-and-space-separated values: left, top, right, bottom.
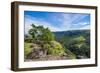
53, 30, 90, 40
24, 24, 76, 61
53, 30, 90, 59
24, 24, 90, 61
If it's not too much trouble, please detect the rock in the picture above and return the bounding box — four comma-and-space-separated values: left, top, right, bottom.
76, 55, 87, 59
26, 48, 47, 59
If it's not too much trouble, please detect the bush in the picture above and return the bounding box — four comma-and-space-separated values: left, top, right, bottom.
43, 41, 66, 56
24, 43, 32, 57
28, 24, 55, 42
67, 36, 90, 58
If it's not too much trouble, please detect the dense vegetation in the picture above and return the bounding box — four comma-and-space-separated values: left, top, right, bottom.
53, 30, 90, 59
24, 24, 90, 61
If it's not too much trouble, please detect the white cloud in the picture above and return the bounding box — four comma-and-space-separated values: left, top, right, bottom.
25, 13, 90, 34
58, 13, 90, 30
25, 15, 63, 34
79, 25, 90, 30
61, 13, 88, 24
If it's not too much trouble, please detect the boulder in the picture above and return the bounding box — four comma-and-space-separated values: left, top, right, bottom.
26, 48, 47, 59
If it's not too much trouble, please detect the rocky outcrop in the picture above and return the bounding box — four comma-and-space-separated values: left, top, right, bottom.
25, 41, 69, 61
26, 43, 47, 59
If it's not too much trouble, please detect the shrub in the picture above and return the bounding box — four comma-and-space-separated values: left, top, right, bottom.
28, 24, 55, 42
43, 41, 66, 56
24, 43, 32, 57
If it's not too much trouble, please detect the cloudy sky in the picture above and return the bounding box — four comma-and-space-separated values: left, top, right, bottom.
24, 11, 90, 34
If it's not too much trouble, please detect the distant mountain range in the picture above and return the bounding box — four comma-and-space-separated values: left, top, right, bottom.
53, 30, 90, 39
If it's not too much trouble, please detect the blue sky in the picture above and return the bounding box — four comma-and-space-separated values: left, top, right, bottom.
24, 11, 90, 34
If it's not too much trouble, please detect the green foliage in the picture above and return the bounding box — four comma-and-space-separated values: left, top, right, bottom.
28, 24, 55, 42
56, 33, 90, 59
25, 35, 33, 43
64, 48, 76, 59
24, 43, 32, 57
29, 24, 37, 39
43, 41, 66, 56
40, 28, 55, 41
80, 43, 90, 57
67, 36, 90, 58
73, 36, 85, 44
25, 23, 90, 60
25, 24, 70, 59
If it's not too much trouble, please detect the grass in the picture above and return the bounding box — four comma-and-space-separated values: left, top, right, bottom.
24, 42, 32, 57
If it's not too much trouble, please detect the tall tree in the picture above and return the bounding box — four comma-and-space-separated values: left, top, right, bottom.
29, 24, 55, 42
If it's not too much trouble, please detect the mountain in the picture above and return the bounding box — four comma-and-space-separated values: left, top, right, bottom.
52, 30, 90, 59
53, 30, 90, 40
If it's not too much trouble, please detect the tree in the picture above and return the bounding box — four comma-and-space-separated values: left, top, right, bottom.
28, 24, 55, 42
24, 34, 33, 43
29, 24, 37, 40
40, 28, 55, 41
68, 36, 90, 58
80, 43, 90, 58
